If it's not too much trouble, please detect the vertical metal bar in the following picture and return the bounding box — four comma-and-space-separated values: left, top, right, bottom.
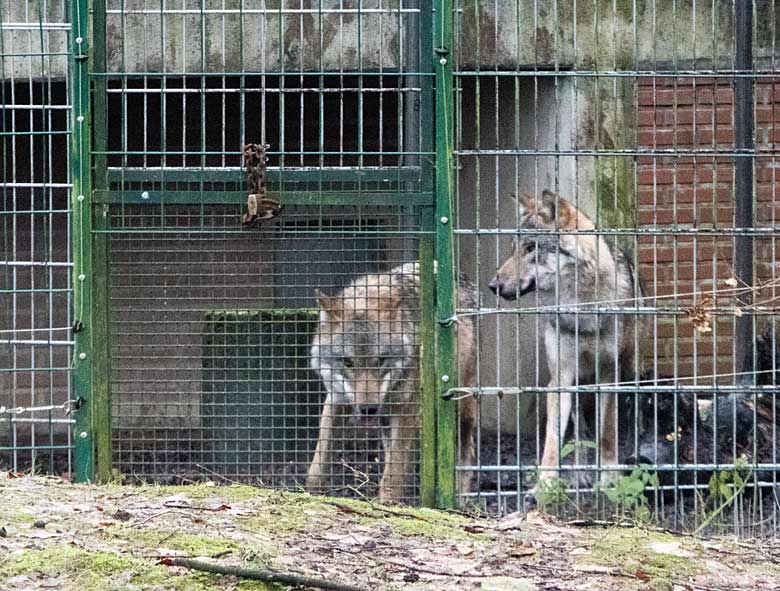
418, 0, 437, 507
735, 0, 755, 373
90, 0, 112, 482
434, 0, 457, 508
71, 0, 94, 482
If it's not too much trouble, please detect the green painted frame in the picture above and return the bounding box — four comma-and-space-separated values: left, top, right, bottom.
80, 0, 448, 506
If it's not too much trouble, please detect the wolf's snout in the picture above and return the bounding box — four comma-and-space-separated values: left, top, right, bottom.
489, 276, 517, 300
358, 404, 380, 417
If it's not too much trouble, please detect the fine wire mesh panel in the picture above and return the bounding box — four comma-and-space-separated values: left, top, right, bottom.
453, 1, 780, 535
0, 1, 75, 475
108, 204, 422, 500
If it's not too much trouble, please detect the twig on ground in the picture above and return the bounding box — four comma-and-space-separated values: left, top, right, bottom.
162, 501, 231, 511
322, 498, 434, 523
566, 518, 687, 537
161, 557, 369, 591
194, 464, 246, 486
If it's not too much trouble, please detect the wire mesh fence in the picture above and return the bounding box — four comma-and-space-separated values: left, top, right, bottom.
0, 1, 75, 476
453, 1, 780, 536
106, 203, 425, 501
4, 0, 780, 537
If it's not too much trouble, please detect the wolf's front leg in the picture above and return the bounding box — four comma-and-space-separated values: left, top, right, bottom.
306, 394, 337, 493
378, 404, 417, 502
539, 360, 576, 484
457, 395, 478, 496
597, 366, 619, 486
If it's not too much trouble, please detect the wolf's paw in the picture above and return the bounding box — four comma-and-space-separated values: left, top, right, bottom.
305, 474, 327, 494
525, 475, 568, 510
377, 481, 406, 504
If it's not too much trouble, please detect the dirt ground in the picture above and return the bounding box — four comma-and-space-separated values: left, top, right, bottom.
1, 474, 779, 591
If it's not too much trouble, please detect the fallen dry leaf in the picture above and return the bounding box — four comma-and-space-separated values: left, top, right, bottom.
507, 544, 537, 558
463, 523, 488, 534
687, 295, 714, 333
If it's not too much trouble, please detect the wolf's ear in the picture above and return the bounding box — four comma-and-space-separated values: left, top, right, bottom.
315, 289, 341, 321
539, 190, 559, 222
509, 192, 533, 215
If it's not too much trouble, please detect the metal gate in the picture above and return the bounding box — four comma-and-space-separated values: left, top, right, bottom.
82, 0, 439, 504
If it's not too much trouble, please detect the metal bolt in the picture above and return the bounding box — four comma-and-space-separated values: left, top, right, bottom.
79, 431, 88, 439
76, 37, 83, 44
79, 352, 87, 360
78, 274, 86, 281
77, 115, 84, 123
439, 57, 447, 65
77, 195, 85, 202
141, 191, 150, 200
440, 216, 448, 224
441, 375, 450, 383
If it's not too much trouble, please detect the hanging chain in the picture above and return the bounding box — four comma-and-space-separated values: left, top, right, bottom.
242, 143, 282, 227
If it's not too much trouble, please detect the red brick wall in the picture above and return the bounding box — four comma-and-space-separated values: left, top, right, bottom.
636, 77, 780, 379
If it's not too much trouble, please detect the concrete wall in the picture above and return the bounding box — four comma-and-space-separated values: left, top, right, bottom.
6, 1, 780, 78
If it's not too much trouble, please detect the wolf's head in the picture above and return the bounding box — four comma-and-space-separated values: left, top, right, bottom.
310, 284, 417, 427
488, 190, 595, 300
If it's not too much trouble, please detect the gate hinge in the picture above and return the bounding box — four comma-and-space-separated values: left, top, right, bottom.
242, 143, 282, 227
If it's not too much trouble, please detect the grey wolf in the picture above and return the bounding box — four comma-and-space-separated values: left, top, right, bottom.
488, 190, 645, 489
307, 262, 478, 502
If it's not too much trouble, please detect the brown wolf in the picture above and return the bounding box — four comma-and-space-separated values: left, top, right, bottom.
307, 262, 478, 502
488, 191, 644, 490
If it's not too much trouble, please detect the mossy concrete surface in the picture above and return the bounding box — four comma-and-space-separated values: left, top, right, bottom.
1, 474, 778, 591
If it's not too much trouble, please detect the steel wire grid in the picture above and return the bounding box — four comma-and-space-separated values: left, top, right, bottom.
107, 204, 423, 499
94, 0, 432, 503
0, 1, 75, 475
453, 1, 780, 536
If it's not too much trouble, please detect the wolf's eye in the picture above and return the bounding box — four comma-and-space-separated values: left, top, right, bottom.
342, 358, 354, 368
524, 242, 537, 254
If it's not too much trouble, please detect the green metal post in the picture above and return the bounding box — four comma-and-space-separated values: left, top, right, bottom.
433, 0, 458, 508
417, 0, 437, 508
90, 0, 112, 482
71, 0, 95, 482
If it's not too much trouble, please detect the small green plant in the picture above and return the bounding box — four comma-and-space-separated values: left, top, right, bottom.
603, 465, 659, 523
534, 476, 570, 510
694, 457, 753, 535
708, 457, 751, 507
560, 439, 598, 459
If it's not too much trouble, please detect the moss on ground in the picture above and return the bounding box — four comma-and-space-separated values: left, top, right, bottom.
102, 525, 243, 558
584, 528, 700, 590
136, 483, 266, 502
239, 493, 340, 533
372, 514, 479, 540
0, 546, 278, 591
